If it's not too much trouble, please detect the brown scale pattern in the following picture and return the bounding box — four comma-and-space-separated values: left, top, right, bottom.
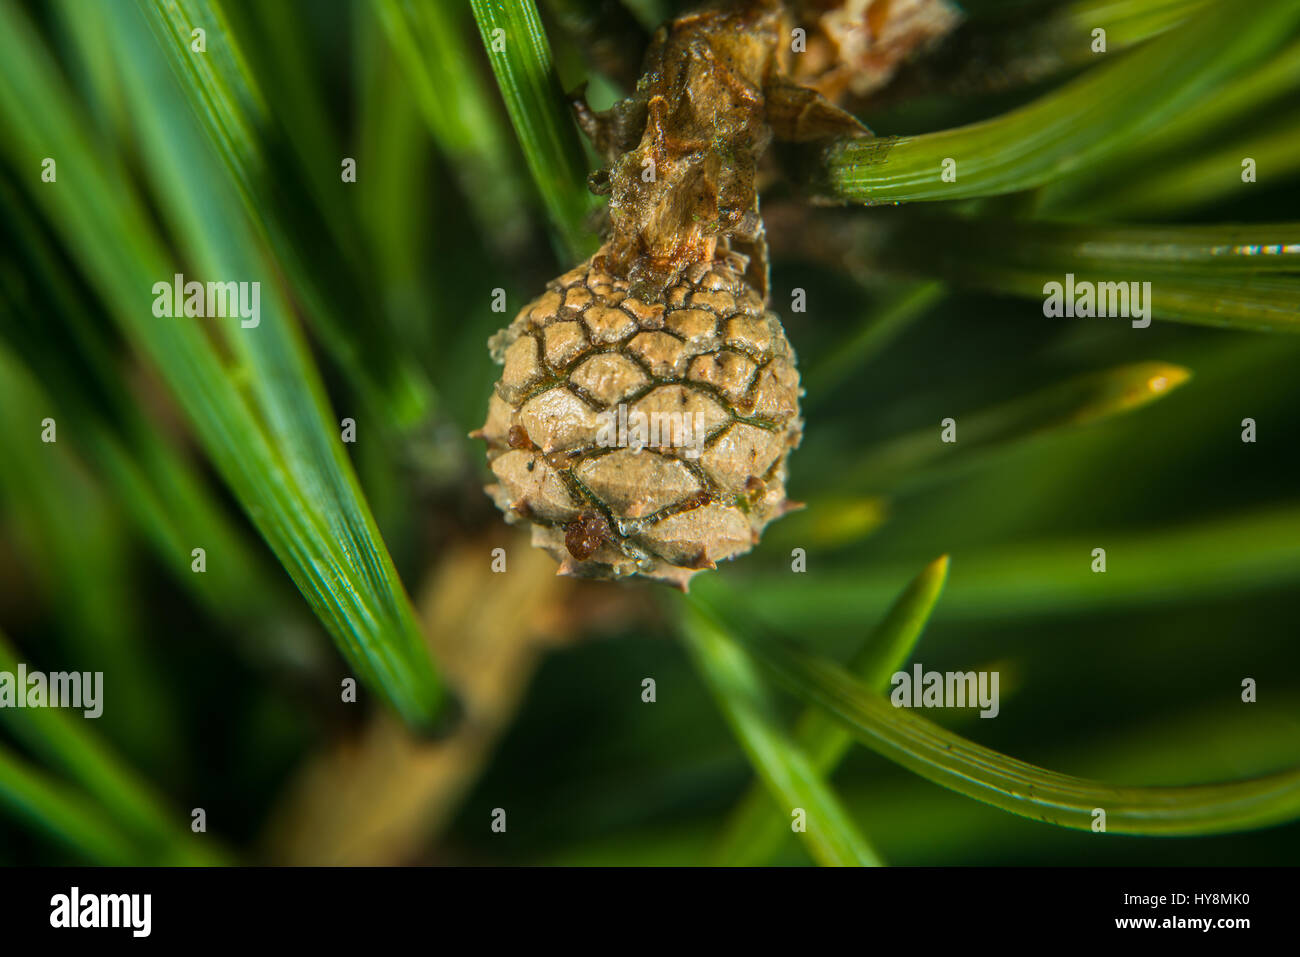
476, 245, 803, 589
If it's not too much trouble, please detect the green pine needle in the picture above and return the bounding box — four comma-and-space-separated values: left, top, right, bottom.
470, 0, 601, 262
710, 556, 949, 866
682, 606, 884, 866
744, 632, 1300, 836
0, 0, 449, 730
808, 0, 1300, 205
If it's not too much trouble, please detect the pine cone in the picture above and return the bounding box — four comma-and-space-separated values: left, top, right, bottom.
476, 245, 803, 589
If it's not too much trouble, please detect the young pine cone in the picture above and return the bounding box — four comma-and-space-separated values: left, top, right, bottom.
475, 245, 803, 590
